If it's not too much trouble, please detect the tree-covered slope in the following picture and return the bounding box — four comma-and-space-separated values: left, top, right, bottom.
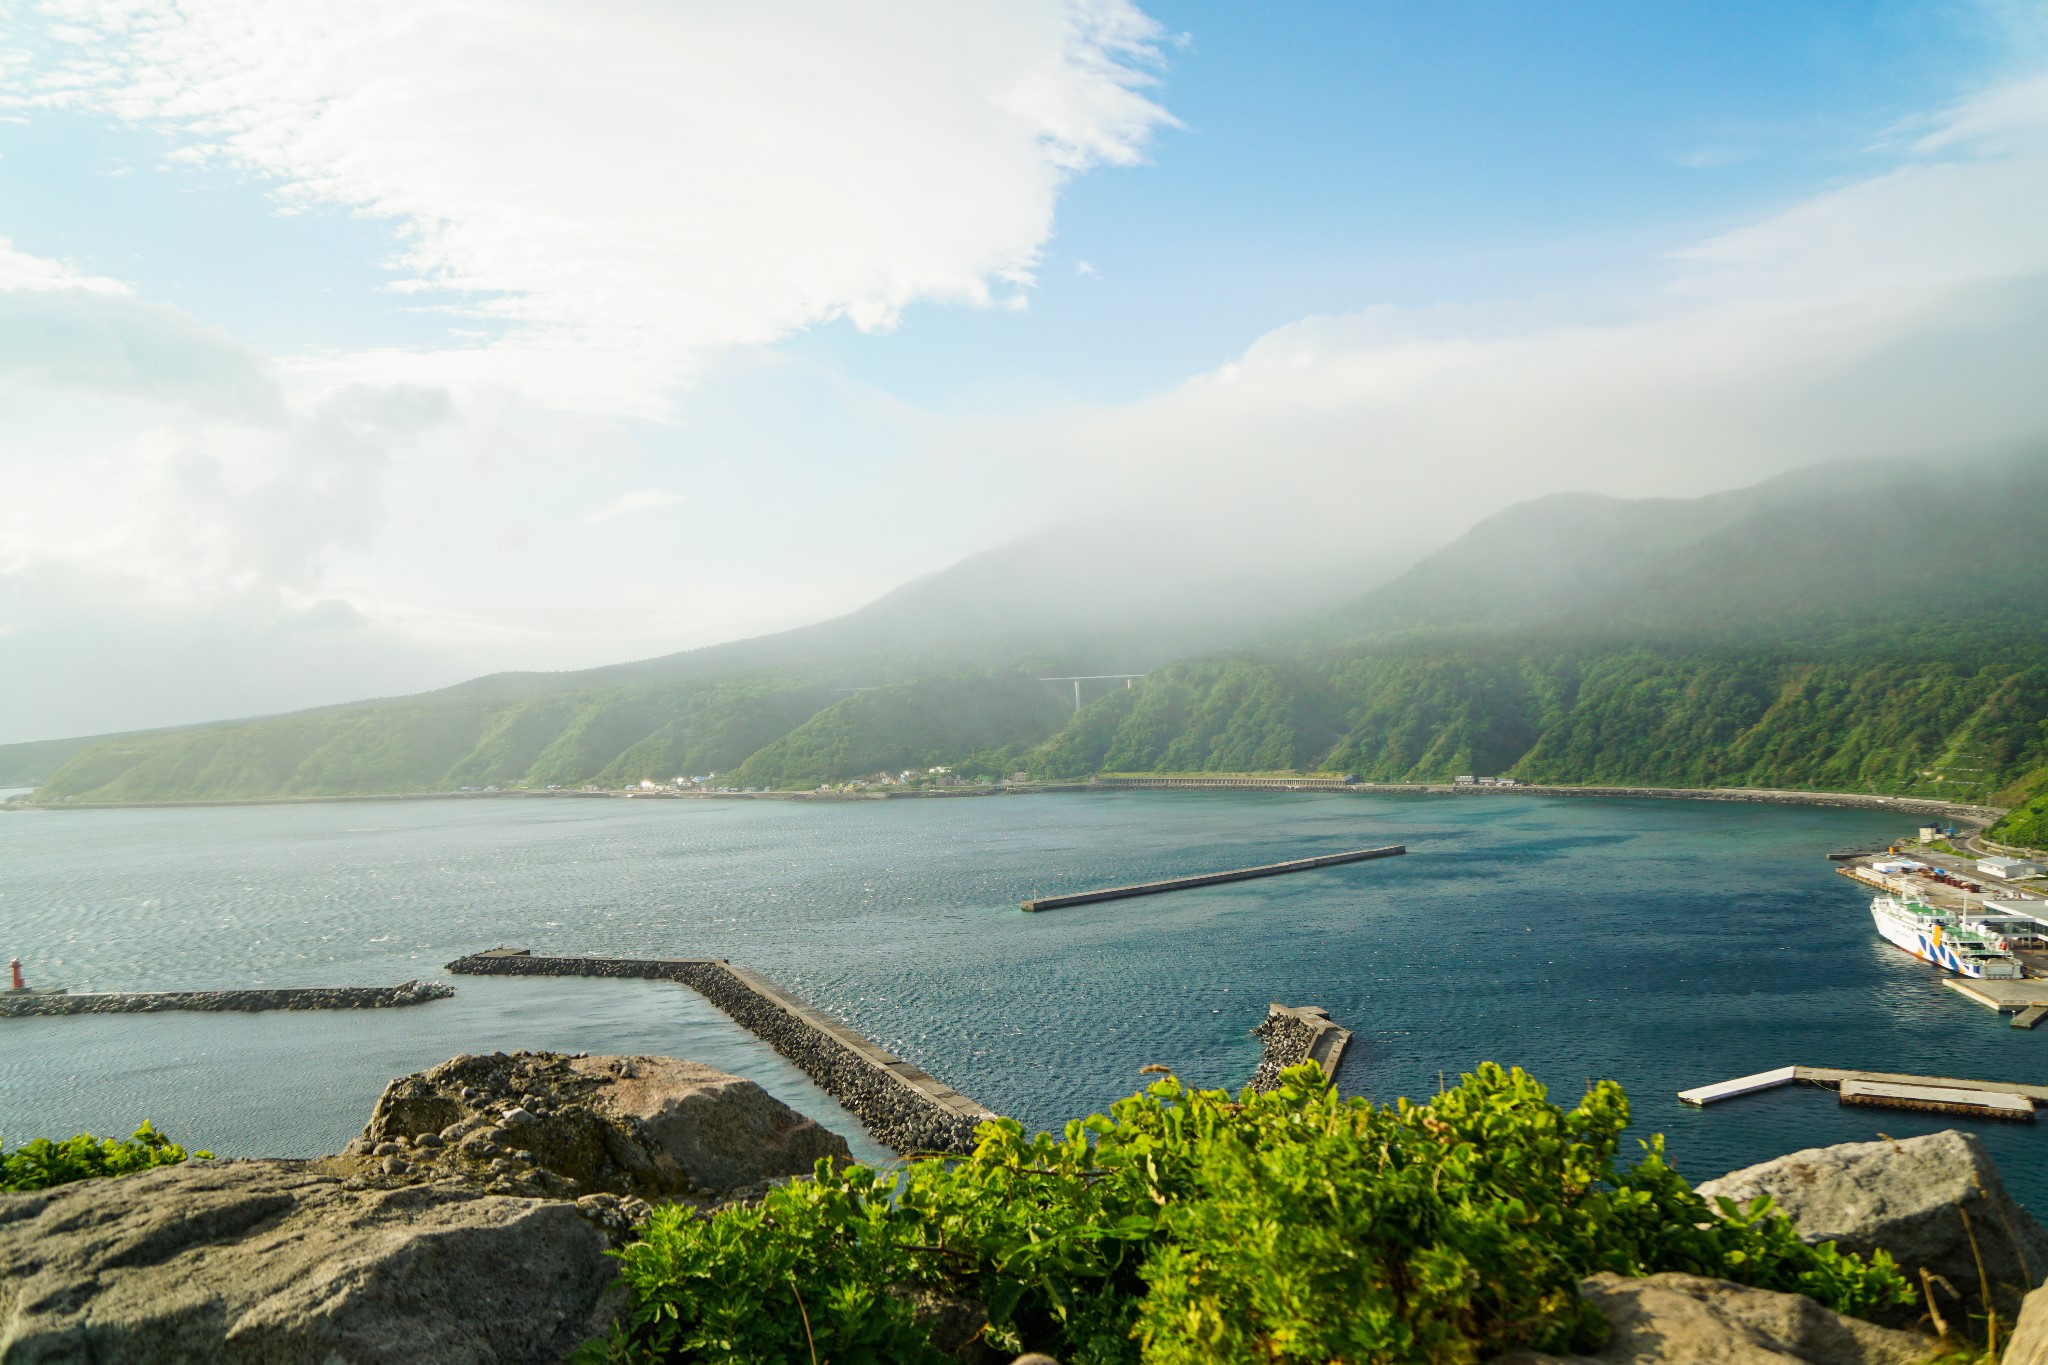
731, 674, 1075, 788
1021, 645, 2048, 803
30, 678, 835, 803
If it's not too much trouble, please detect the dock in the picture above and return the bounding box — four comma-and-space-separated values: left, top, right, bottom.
1679, 1064, 2046, 1121
1840, 1078, 2034, 1122
1020, 844, 1406, 912
1942, 977, 2048, 1027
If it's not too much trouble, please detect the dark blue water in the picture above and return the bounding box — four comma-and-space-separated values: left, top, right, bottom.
1, 792, 2040, 1205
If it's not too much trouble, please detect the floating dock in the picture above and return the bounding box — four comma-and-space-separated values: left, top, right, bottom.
1839, 1078, 2034, 1122
1679, 1064, 2045, 1121
1020, 844, 1405, 912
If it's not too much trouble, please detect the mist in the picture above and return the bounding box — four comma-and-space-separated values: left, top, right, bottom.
5, 5, 2048, 745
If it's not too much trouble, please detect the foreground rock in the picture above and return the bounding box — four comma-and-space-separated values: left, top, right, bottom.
343, 1051, 852, 1204
1697, 1129, 2048, 1325
1501, 1273, 1932, 1364
0, 1159, 616, 1364
2007, 1278, 2048, 1365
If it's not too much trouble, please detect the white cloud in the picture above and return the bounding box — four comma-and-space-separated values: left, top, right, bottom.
989, 63, 2048, 529
18, 0, 1172, 415
0, 236, 129, 293
582, 488, 682, 524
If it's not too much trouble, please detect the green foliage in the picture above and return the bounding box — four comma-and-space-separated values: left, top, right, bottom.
592, 1064, 1910, 1365
1, 1121, 210, 1192
31, 678, 836, 804
731, 674, 1072, 789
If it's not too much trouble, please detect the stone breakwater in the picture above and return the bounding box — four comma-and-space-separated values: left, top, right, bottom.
1249, 1004, 1353, 1092
445, 951, 996, 1155
0, 979, 452, 1018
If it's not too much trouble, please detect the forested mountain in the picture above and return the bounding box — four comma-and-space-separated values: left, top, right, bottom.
17, 446, 2048, 838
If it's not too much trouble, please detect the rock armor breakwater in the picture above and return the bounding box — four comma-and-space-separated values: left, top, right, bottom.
0, 979, 452, 1017
1249, 1003, 1354, 1092
444, 950, 996, 1154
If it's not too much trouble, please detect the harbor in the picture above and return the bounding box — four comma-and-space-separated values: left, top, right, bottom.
1831, 829, 2048, 1017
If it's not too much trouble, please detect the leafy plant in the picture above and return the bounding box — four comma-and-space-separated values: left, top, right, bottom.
591, 1063, 1911, 1364
0, 1121, 211, 1192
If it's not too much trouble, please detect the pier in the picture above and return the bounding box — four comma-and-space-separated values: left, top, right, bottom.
1942, 977, 2048, 1027
1020, 844, 1406, 912
445, 949, 995, 1154
1678, 1064, 2046, 1121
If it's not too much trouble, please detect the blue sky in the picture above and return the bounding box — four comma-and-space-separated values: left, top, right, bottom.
800, 0, 2038, 405
3, 1, 2047, 740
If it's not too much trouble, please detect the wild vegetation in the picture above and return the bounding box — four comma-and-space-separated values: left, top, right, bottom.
587, 1063, 1909, 1365
0, 1122, 209, 1192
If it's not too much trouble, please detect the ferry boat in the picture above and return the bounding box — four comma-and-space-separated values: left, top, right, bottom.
1869, 895, 2025, 979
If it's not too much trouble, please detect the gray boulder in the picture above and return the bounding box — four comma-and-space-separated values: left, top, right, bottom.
0, 1158, 617, 1364
2004, 1277, 2048, 1365
1501, 1272, 1932, 1364
348, 1050, 852, 1202
1696, 1129, 2048, 1325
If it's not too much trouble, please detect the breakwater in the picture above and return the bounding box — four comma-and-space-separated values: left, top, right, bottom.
1249, 1004, 1354, 1091
444, 950, 996, 1154
1022, 844, 1406, 912
1348, 782, 2002, 824
0, 980, 452, 1018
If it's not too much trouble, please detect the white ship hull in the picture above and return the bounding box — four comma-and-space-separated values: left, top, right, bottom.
1870, 897, 2024, 979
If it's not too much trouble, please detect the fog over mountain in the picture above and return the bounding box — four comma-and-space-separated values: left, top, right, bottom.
4, 5, 2048, 745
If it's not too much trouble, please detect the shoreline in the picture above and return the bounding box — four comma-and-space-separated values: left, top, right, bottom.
2, 780, 2004, 824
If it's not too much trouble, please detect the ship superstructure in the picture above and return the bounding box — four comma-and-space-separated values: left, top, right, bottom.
1870, 894, 2025, 979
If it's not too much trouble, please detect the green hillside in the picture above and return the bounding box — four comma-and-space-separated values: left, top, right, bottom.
1026, 644, 2048, 803
24, 445, 2048, 809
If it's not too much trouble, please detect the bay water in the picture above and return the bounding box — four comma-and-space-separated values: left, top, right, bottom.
2, 791, 2040, 1204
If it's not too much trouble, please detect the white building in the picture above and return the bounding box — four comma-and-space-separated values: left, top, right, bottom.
1979, 856, 2045, 880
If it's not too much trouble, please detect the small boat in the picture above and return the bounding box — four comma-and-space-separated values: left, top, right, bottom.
1869, 895, 2025, 979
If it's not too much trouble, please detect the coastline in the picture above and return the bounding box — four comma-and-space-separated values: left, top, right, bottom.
2, 778, 2003, 824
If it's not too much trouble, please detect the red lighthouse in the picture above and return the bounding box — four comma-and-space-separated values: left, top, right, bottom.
8, 959, 22, 991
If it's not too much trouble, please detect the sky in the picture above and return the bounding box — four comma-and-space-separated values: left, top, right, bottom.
3, 0, 2048, 743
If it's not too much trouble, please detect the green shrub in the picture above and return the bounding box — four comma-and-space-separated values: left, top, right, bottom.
590, 1063, 1910, 1364
0, 1121, 211, 1192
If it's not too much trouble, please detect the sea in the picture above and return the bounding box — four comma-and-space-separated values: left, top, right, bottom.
2, 790, 2041, 1203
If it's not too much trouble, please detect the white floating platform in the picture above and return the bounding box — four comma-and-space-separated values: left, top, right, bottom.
1679, 1064, 2048, 1109
1677, 1066, 1798, 1107
1839, 1078, 2034, 1122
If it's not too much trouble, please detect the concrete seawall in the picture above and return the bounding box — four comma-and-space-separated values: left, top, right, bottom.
0, 980, 452, 1018
1336, 783, 2003, 824
444, 950, 996, 1155
1021, 844, 1406, 912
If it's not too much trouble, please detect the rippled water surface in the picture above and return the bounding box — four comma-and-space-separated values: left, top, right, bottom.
2, 791, 2041, 1203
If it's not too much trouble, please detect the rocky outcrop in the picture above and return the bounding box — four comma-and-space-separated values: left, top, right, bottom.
1501, 1273, 1932, 1364
1696, 1130, 2048, 1325
0, 980, 451, 1017
342, 1051, 851, 1203
0, 1158, 618, 1364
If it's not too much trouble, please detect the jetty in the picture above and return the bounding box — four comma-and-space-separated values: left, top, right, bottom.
445, 949, 995, 1154
1678, 1064, 2046, 1122
1020, 844, 1406, 912
1249, 1004, 1354, 1091
0, 980, 452, 1018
